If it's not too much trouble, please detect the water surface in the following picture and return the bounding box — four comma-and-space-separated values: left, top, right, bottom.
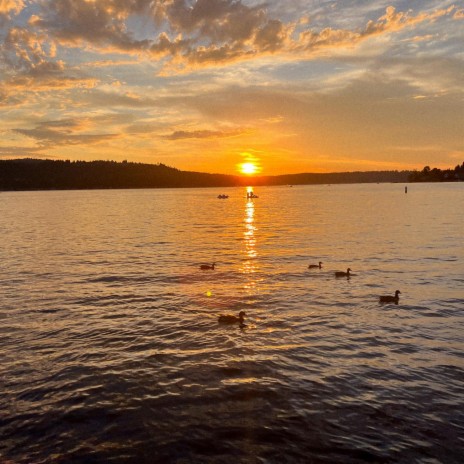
1, 183, 463, 463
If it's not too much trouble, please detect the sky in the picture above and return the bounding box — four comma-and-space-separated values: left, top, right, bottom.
0, 0, 463, 175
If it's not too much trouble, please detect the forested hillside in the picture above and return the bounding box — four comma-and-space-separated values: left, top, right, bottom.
408, 163, 464, 182
0, 159, 412, 190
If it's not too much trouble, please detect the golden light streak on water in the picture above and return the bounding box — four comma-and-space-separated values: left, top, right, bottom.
241, 192, 259, 294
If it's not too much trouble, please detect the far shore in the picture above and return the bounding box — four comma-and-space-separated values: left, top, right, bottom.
1, 159, 462, 191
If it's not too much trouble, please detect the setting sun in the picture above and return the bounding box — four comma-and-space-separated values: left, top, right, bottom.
240, 162, 258, 175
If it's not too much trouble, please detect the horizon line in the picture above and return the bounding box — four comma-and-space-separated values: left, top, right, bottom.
1, 157, 428, 178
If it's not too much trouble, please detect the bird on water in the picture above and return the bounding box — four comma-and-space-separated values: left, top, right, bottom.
218, 311, 246, 325
335, 268, 351, 277
200, 263, 215, 270
308, 261, 323, 269
379, 290, 401, 303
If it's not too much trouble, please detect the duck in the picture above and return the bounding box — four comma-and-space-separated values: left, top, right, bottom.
308, 261, 323, 269
379, 290, 401, 303
218, 311, 246, 325
335, 268, 351, 277
200, 262, 215, 270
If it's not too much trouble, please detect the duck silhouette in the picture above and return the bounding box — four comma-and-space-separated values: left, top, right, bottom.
218, 311, 246, 325
379, 290, 401, 303
200, 263, 215, 270
308, 261, 323, 269
335, 268, 351, 277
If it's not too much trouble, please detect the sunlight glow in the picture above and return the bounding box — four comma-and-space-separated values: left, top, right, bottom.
240, 162, 258, 175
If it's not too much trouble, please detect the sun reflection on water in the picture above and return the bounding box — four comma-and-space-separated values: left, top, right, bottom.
241, 188, 258, 292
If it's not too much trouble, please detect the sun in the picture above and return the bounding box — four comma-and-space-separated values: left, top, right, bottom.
240, 162, 258, 175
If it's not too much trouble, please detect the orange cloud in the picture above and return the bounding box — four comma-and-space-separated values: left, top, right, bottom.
0, 0, 24, 16
3, 27, 59, 73
1, 25, 98, 96
164, 128, 250, 140
154, 4, 459, 71
297, 5, 458, 54
13, 118, 119, 148
363, 5, 456, 36
6, 1, 459, 73
31, 0, 151, 50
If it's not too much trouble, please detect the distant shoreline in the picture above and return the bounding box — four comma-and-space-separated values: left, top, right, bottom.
0, 158, 416, 191
1, 158, 462, 191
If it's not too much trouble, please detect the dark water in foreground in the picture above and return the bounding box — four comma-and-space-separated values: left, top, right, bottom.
1, 183, 463, 463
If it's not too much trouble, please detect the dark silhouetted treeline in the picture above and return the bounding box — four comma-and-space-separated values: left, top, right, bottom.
0, 159, 411, 191
253, 170, 409, 186
408, 163, 464, 182
0, 159, 244, 190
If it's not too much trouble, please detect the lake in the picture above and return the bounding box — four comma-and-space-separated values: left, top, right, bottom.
1, 183, 463, 463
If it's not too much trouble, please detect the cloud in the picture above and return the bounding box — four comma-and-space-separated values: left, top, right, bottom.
363, 5, 456, 36
296, 5, 458, 54
254, 19, 288, 52
147, 0, 291, 68
154, 4, 460, 70
369, 55, 464, 95
0, 84, 23, 106
4, 74, 97, 91
164, 128, 249, 140
0, 0, 24, 18
158, 0, 267, 42
149, 32, 192, 57
13, 119, 119, 148
32, 0, 152, 52
84, 89, 159, 108
3, 1, 460, 73
0, 26, 98, 93
2, 27, 60, 74
0, 146, 45, 157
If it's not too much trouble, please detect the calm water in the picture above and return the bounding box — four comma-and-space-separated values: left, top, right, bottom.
1, 183, 463, 463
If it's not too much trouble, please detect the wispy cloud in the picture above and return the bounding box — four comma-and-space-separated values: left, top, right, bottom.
296, 5, 458, 54
0, 145, 44, 157
164, 128, 250, 140
13, 118, 119, 148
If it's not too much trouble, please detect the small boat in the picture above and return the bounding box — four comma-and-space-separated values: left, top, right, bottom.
217, 194, 229, 199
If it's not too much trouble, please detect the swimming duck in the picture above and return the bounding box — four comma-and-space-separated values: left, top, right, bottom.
379, 290, 401, 303
308, 261, 323, 269
335, 268, 351, 277
200, 263, 215, 270
218, 311, 246, 325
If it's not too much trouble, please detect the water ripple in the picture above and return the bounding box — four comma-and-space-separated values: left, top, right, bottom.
0, 184, 463, 463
